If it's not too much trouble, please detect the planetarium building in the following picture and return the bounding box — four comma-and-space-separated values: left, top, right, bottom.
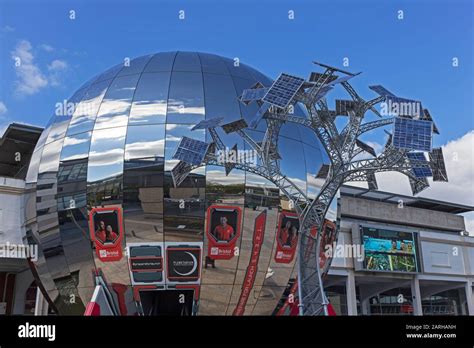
23, 51, 329, 316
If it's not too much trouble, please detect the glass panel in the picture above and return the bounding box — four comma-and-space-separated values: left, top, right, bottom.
172, 51, 201, 72
125, 124, 165, 161
203, 73, 241, 124
143, 51, 177, 72
116, 54, 152, 76
199, 53, 228, 74
279, 137, 307, 197
66, 79, 112, 136
94, 74, 140, 130
303, 144, 324, 200
128, 72, 171, 125
166, 72, 205, 124
87, 126, 126, 206
37, 139, 63, 174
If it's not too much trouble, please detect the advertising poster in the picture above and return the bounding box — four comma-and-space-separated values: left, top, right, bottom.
274, 211, 299, 263
361, 226, 419, 273
89, 207, 124, 262
166, 244, 202, 283
206, 205, 242, 260
127, 243, 164, 285
233, 210, 266, 315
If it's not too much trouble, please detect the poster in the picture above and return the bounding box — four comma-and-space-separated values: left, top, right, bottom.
274, 211, 299, 263
233, 210, 266, 315
89, 207, 123, 262
206, 205, 242, 260
166, 244, 202, 283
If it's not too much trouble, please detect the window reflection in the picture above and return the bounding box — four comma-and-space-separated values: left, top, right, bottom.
166, 72, 205, 123
60, 131, 92, 162
128, 72, 171, 125
94, 74, 140, 129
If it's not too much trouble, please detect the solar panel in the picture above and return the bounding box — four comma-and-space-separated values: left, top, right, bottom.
429, 147, 448, 182
422, 109, 439, 134
392, 117, 433, 152
326, 75, 354, 86
368, 85, 396, 97
356, 139, 376, 157
172, 137, 210, 165
409, 176, 429, 195
407, 152, 433, 178
262, 73, 305, 108
241, 88, 269, 103
336, 99, 357, 116
222, 119, 248, 134
171, 161, 193, 187
249, 102, 271, 128
309, 72, 338, 84
191, 117, 224, 130
315, 164, 330, 179
385, 96, 423, 118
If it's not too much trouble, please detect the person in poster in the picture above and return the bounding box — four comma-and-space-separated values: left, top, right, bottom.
213, 216, 235, 242
89, 207, 123, 262
95, 221, 118, 244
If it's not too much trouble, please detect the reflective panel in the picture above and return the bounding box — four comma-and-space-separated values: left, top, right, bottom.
94, 74, 140, 130
143, 51, 177, 72
117, 54, 152, 77
128, 72, 171, 125
199, 53, 228, 74
87, 126, 127, 206
25, 147, 43, 183
166, 72, 205, 123
172, 51, 201, 72
66, 79, 112, 136
60, 131, 92, 162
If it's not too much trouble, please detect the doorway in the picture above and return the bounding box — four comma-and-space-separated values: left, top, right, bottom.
139, 289, 194, 316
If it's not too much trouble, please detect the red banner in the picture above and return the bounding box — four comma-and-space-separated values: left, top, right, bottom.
233, 210, 266, 315
89, 207, 124, 262
206, 205, 242, 260
274, 211, 299, 263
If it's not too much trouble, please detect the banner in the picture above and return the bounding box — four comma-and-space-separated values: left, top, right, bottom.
166, 244, 202, 283
206, 205, 242, 260
233, 210, 266, 315
274, 211, 299, 263
89, 207, 124, 262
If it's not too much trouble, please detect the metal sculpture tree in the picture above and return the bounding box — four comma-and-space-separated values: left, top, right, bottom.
170, 61, 448, 316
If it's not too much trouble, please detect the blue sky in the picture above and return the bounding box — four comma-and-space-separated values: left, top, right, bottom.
0, 0, 473, 223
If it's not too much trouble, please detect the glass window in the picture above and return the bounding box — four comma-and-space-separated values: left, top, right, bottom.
125, 124, 165, 161
94, 74, 140, 129
172, 51, 201, 72
87, 126, 127, 184
60, 131, 92, 162
66, 79, 112, 136
166, 72, 205, 124
144, 52, 177, 72
128, 72, 171, 125
116, 54, 152, 77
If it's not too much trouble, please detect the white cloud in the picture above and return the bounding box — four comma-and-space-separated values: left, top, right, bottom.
48, 59, 68, 71
348, 131, 474, 234
39, 44, 54, 52
1, 25, 15, 32
0, 102, 7, 115
11, 40, 48, 96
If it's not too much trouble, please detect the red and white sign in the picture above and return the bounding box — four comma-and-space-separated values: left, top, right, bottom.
206, 205, 242, 260
233, 210, 266, 315
274, 211, 299, 264
89, 207, 124, 262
